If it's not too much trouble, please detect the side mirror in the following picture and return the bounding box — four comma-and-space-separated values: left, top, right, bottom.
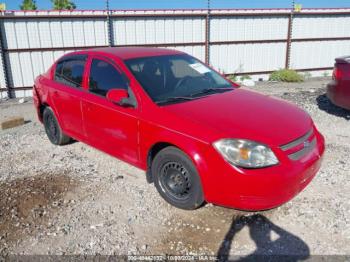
106, 89, 129, 106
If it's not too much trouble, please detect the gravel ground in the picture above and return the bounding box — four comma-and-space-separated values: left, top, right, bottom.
0, 77, 349, 259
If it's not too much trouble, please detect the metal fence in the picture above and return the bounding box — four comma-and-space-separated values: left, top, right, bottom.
1, 8, 350, 98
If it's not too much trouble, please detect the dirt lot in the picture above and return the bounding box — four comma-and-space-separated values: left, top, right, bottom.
0, 78, 349, 259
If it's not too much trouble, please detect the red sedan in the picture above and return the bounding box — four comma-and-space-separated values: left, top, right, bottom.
33, 47, 325, 210
327, 56, 350, 110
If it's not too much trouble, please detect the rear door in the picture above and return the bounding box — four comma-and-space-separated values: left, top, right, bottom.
50, 55, 87, 139
81, 55, 140, 165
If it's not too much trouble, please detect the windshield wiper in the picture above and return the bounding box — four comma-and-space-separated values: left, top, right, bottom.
155, 96, 195, 105
155, 88, 233, 105
189, 87, 233, 97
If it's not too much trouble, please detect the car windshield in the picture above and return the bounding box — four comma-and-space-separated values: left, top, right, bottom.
125, 54, 233, 105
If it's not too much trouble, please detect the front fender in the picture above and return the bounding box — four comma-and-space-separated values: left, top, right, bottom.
139, 120, 212, 200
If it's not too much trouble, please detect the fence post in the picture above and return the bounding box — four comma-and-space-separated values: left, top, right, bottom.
285, 10, 294, 69
205, 0, 211, 64
106, 0, 114, 46
0, 17, 11, 98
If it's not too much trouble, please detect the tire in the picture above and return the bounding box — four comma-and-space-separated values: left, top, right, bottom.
151, 146, 204, 210
43, 107, 71, 145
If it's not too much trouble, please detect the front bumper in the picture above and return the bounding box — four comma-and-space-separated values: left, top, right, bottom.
200, 128, 325, 210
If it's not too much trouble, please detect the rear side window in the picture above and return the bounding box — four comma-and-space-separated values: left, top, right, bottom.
54, 56, 86, 88
89, 59, 128, 96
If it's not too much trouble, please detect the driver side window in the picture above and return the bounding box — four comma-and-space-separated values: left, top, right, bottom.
89, 59, 127, 96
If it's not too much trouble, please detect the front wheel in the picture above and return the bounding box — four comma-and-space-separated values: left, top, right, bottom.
43, 107, 71, 145
152, 146, 204, 210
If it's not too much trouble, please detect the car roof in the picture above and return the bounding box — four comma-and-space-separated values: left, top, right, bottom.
88, 47, 185, 60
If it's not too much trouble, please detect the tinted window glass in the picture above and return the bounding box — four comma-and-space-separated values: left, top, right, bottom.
89, 59, 127, 96
55, 58, 85, 88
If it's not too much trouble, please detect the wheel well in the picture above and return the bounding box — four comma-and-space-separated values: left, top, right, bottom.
39, 103, 49, 119
146, 142, 175, 183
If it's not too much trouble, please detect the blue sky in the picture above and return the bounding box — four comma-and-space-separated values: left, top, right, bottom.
3, 0, 350, 11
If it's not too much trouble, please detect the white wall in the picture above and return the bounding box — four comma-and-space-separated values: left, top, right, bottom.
0, 9, 350, 97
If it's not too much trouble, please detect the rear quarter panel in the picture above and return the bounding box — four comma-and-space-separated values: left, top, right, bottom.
34, 71, 64, 127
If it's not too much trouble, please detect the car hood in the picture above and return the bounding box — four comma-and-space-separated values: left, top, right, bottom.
163, 89, 313, 146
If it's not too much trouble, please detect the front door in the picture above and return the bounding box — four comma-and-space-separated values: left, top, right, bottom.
81, 56, 140, 165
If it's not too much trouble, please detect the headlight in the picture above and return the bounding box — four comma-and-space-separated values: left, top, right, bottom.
213, 139, 279, 168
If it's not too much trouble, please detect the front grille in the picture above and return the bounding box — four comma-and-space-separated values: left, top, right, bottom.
280, 129, 316, 161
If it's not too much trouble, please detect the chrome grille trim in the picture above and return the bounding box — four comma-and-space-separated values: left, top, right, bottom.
280, 129, 313, 151
288, 138, 316, 161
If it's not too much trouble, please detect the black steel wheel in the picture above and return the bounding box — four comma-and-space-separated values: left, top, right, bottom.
160, 161, 191, 201
152, 146, 204, 210
43, 107, 71, 145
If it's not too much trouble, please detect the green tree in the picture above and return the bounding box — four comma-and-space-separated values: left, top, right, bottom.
20, 0, 37, 10
52, 0, 76, 10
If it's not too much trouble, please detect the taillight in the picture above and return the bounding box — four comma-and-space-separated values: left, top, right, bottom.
333, 67, 343, 80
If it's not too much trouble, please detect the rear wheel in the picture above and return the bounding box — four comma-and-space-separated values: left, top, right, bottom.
152, 146, 204, 210
43, 107, 71, 145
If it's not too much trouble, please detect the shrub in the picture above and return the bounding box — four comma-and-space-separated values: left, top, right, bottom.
240, 75, 252, 81
227, 74, 237, 82
269, 69, 304, 82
